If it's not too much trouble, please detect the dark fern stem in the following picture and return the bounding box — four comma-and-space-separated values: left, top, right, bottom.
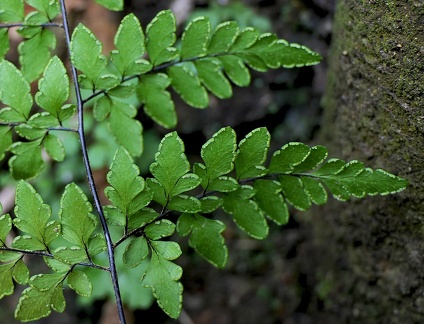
58, 1, 127, 323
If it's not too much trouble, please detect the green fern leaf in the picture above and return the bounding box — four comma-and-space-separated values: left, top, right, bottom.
279, 175, 311, 211
104, 147, 154, 230
13, 181, 53, 250
310, 162, 408, 200
111, 13, 151, 76
146, 10, 178, 66
127, 208, 158, 232
137, 73, 176, 128
253, 179, 289, 225
12, 259, 29, 285
180, 16, 210, 60
109, 100, 143, 156
195, 58, 232, 99
207, 21, 239, 55
9, 140, 44, 179
123, 236, 149, 268
199, 196, 223, 213
230, 27, 259, 52
195, 127, 237, 190
59, 183, 97, 248
269, 142, 311, 174
167, 195, 201, 213
106, 147, 149, 214
52, 247, 88, 264
141, 248, 183, 319
19, 29, 56, 82
0, 29, 9, 59
177, 213, 228, 268
43, 134, 65, 162
292, 145, 328, 172
35, 56, 72, 122
0, 60, 33, 122
15, 284, 65, 321
0, 263, 18, 299
94, 0, 123, 11
235, 127, 270, 179
96, 0, 124, 11
0, 212, 12, 247
301, 176, 327, 205
219, 55, 251, 87
167, 64, 209, 108
13, 181, 60, 251
149, 132, 200, 205
67, 269, 92, 297
144, 220, 175, 240
223, 185, 268, 239
70, 24, 107, 85
26, 0, 60, 18
0, 126, 12, 161
0, 0, 24, 22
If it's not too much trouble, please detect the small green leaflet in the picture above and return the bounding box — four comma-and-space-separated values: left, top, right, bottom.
70, 24, 107, 83
167, 64, 208, 108
269, 142, 311, 174
137, 74, 176, 128
0, 263, 16, 299
19, 28, 56, 82
0, 29, 9, 59
235, 127, 270, 179
0, 210, 12, 247
0, 60, 33, 122
35, 56, 72, 122
43, 134, 65, 162
195, 127, 237, 190
253, 180, 289, 225
9, 140, 44, 179
0, 256, 28, 299
15, 278, 66, 321
177, 213, 228, 268
109, 100, 143, 156
195, 58, 232, 99
0, 126, 12, 160
279, 175, 311, 211
180, 17, 210, 60
25, 0, 60, 18
67, 269, 92, 297
141, 247, 183, 319
146, 10, 178, 66
123, 236, 149, 268
207, 21, 239, 55
13, 181, 58, 251
0, 0, 24, 22
105, 147, 153, 223
59, 183, 97, 250
149, 132, 200, 204
94, 0, 123, 11
111, 13, 151, 76
223, 185, 269, 239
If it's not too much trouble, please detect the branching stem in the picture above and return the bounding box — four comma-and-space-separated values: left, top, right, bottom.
58, 1, 126, 323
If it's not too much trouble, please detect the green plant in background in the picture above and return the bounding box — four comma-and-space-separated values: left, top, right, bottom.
0, 0, 408, 323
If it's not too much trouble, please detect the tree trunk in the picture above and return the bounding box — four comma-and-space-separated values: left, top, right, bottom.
314, 0, 424, 322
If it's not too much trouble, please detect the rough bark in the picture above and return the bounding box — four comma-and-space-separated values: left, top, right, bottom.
313, 0, 424, 322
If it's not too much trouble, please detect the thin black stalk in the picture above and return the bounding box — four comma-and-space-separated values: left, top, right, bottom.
0, 22, 63, 29
58, 2, 126, 323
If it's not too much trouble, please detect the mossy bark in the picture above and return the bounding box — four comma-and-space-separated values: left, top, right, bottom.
314, 0, 424, 322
